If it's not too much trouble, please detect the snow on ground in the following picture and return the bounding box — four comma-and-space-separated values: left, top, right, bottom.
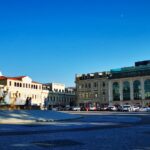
0, 110, 81, 124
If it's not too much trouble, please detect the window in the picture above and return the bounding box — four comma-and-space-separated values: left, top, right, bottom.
113, 82, 120, 101
133, 80, 141, 100
144, 79, 150, 99
123, 81, 130, 100
102, 82, 105, 87
103, 90, 105, 95
9, 81, 11, 86
17, 83, 20, 87
20, 83, 22, 87
94, 82, 97, 88
81, 84, 84, 88
88, 83, 91, 88
85, 83, 87, 88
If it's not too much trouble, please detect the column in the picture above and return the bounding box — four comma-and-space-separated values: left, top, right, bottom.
97, 81, 101, 104
130, 80, 134, 100
140, 78, 145, 100
119, 81, 123, 105
108, 80, 113, 105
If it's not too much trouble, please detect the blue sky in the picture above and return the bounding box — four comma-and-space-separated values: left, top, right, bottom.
0, 0, 150, 86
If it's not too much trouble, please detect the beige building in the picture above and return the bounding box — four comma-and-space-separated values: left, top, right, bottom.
75, 72, 110, 107
0, 75, 48, 106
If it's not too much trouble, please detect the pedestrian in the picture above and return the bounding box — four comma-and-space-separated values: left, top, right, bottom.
28, 97, 32, 109
44, 98, 48, 110
25, 97, 29, 109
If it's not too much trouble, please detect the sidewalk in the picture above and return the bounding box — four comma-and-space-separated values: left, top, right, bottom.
0, 110, 81, 124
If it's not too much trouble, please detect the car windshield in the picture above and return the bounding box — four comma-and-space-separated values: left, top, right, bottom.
123, 106, 130, 108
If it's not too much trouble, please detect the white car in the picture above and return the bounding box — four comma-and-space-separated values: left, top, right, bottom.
132, 106, 140, 112
72, 106, 81, 111
107, 106, 117, 111
122, 105, 132, 112
89, 106, 97, 111
139, 107, 150, 112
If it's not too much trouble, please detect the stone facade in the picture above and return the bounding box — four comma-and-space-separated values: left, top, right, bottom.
76, 60, 150, 107
75, 72, 110, 106
109, 76, 150, 106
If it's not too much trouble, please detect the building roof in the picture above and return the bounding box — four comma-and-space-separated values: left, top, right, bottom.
76, 72, 110, 81
0, 76, 26, 81
0, 76, 41, 84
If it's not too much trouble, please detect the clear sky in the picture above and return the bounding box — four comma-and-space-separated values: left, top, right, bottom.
0, 0, 150, 86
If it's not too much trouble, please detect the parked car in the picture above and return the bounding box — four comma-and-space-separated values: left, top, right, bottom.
101, 106, 108, 111
80, 106, 86, 111
132, 106, 140, 112
72, 106, 81, 111
107, 106, 117, 111
122, 105, 132, 112
116, 105, 123, 111
139, 107, 150, 112
146, 107, 150, 112
64, 105, 71, 111
96, 106, 101, 111
89, 106, 97, 111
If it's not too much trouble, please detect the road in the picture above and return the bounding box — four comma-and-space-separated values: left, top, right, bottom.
0, 111, 150, 150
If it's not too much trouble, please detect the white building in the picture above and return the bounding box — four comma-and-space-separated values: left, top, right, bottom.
43, 83, 76, 107
50, 83, 65, 92
0, 75, 48, 106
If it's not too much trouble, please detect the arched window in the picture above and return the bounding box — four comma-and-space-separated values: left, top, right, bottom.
20, 83, 22, 87
133, 80, 141, 100
17, 83, 19, 87
85, 83, 88, 88
123, 81, 130, 100
113, 82, 120, 101
88, 83, 91, 88
144, 79, 150, 99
